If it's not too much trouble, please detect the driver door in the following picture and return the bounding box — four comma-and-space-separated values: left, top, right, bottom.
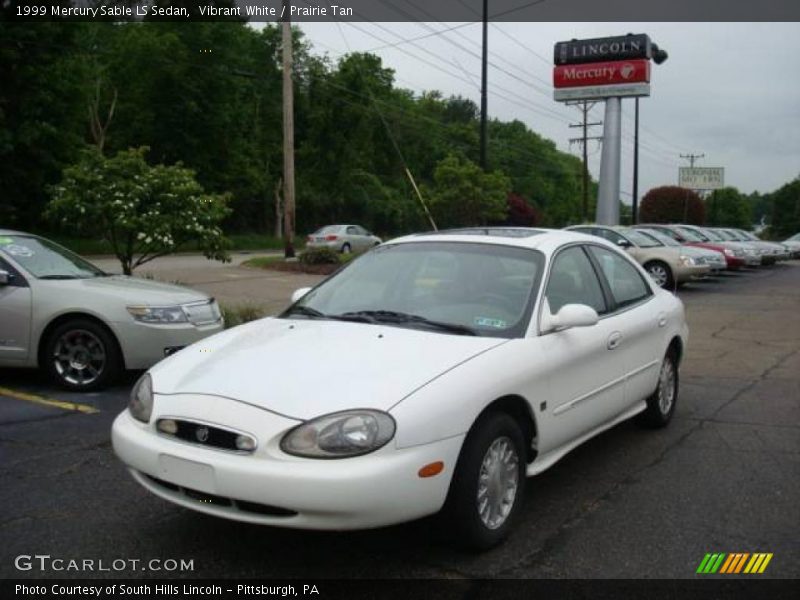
537, 245, 629, 449
0, 256, 33, 362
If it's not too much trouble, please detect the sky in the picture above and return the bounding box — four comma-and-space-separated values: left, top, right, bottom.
292, 21, 800, 203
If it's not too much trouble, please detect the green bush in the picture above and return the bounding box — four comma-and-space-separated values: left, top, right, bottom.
299, 247, 340, 265
221, 303, 267, 329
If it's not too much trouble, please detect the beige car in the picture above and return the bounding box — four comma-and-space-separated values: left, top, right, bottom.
566, 225, 710, 289
0, 230, 224, 391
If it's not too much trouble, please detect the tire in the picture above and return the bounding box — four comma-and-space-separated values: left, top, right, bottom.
43, 318, 122, 391
341, 243, 351, 254
645, 260, 674, 290
636, 350, 679, 429
441, 412, 527, 551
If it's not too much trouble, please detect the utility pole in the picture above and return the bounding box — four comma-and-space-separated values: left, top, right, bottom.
281, 0, 296, 259
679, 153, 703, 223
479, 0, 488, 170
632, 98, 639, 224
680, 153, 704, 168
568, 101, 602, 221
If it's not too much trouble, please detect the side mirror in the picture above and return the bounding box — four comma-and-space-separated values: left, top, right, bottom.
542, 302, 599, 333
0, 269, 10, 285
617, 239, 632, 248
290, 287, 312, 304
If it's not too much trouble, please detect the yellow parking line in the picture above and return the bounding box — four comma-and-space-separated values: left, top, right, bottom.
0, 386, 99, 414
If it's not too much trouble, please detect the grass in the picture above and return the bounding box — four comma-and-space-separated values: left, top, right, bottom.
242, 252, 357, 275
220, 303, 268, 329
47, 233, 304, 256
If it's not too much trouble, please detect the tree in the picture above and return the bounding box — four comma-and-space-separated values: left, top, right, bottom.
640, 186, 705, 225
47, 147, 231, 275
769, 176, 800, 239
506, 193, 541, 227
426, 154, 510, 228
705, 187, 751, 228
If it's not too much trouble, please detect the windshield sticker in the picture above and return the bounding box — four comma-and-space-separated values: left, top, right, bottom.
474, 316, 507, 329
4, 244, 34, 258
0, 237, 13, 245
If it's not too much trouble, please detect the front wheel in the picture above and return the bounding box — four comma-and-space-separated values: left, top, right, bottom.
43, 319, 121, 391
441, 412, 526, 551
645, 260, 674, 289
636, 350, 678, 428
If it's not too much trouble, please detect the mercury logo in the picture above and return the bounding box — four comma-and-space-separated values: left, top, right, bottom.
195, 426, 210, 443
620, 63, 635, 79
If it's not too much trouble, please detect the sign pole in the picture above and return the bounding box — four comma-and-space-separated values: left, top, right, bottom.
596, 97, 622, 225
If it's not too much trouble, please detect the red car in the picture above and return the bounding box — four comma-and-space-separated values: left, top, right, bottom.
634, 224, 745, 270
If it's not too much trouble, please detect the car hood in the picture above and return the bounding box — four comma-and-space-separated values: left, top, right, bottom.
680, 246, 723, 259
49, 275, 209, 305
150, 317, 508, 420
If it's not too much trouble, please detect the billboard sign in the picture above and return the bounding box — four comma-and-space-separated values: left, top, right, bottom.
554, 34, 651, 66
679, 167, 725, 190
554, 59, 650, 88
553, 82, 650, 102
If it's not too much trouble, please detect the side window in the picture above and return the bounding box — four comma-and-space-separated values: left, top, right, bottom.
588, 246, 652, 308
595, 228, 625, 245
354, 226, 368, 236
346, 226, 358, 235
545, 246, 607, 315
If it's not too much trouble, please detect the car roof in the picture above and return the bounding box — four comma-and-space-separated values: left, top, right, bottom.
389, 227, 611, 253
0, 229, 30, 236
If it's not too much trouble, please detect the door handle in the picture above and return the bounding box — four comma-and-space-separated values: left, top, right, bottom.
607, 331, 623, 350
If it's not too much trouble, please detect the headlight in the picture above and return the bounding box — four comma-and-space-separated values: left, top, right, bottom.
280, 410, 396, 458
127, 305, 187, 323
679, 255, 696, 266
723, 248, 734, 257
128, 373, 153, 423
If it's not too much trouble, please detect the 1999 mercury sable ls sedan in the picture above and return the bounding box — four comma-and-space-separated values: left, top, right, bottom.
112, 228, 688, 550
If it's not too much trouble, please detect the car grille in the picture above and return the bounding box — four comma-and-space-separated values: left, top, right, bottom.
142, 474, 297, 517
182, 299, 221, 326
158, 419, 254, 453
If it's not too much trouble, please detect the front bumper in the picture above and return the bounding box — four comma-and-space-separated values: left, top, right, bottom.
112, 401, 462, 530
674, 263, 711, 283
111, 320, 224, 370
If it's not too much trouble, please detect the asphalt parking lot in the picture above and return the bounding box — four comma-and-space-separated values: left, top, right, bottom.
1, 262, 798, 579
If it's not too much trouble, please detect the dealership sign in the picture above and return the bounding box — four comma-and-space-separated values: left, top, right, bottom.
554, 59, 650, 88
554, 34, 651, 66
679, 167, 725, 190
553, 83, 650, 102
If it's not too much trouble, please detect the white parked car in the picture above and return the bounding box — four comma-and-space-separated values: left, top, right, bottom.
0, 230, 224, 390
305, 224, 382, 254
112, 228, 688, 549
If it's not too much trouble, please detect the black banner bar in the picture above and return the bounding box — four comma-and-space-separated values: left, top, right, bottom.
3, 0, 800, 23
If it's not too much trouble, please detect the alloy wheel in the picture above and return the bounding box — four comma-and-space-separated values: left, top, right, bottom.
53, 329, 107, 386
477, 436, 520, 530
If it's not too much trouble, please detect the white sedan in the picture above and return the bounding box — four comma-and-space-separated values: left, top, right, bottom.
0, 230, 224, 390
112, 228, 688, 550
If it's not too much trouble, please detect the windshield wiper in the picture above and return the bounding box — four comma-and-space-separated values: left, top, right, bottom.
337, 310, 477, 336
284, 305, 327, 318
38, 274, 82, 280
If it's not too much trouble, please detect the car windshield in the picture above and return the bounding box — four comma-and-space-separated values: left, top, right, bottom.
0, 235, 106, 279
676, 227, 706, 242
621, 228, 662, 248
788, 233, 800, 242
713, 229, 736, 241
313, 226, 342, 235
283, 241, 544, 338
694, 228, 719, 241
638, 229, 680, 247
727, 230, 748, 241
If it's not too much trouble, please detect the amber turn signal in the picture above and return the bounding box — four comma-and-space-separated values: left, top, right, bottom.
418, 461, 444, 478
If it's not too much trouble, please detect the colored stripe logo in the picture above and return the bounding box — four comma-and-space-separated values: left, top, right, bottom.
696, 553, 773, 574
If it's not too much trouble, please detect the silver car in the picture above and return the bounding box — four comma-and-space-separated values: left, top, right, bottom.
0, 230, 223, 390
635, 228, 727, 273
305, 224, 382, 254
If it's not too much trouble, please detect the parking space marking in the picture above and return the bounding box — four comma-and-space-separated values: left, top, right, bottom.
0, 386, 99, 414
